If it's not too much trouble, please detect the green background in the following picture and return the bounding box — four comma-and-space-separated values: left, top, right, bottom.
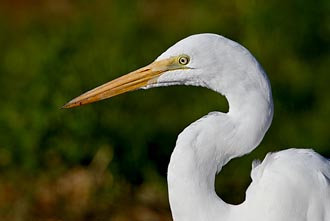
0, 0, 329, 220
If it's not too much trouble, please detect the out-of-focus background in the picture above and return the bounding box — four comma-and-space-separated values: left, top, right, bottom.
0, 0, 329, 220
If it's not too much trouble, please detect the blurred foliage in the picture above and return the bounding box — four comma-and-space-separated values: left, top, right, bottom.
0, 0, 329, 220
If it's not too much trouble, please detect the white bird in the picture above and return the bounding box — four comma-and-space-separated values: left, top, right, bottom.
63, 34, 330, 221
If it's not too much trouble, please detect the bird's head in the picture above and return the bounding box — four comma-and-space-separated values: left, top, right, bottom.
63, 33, 267, 108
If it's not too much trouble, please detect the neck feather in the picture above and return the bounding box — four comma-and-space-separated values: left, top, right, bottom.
167, 68, 273, 221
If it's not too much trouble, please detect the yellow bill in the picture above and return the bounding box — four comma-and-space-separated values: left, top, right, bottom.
62, 56, 184, 108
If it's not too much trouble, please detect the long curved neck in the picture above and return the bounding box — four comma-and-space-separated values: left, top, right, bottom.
167, 66, 273, 221
168, 127, 231, 221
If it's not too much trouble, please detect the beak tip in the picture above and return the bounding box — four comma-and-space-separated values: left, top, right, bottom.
61, 103, 70, 109
61, 104, 69, 109
61, 100, 77, 109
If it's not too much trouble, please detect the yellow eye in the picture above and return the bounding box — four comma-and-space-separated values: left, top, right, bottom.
178, 55, 190, 65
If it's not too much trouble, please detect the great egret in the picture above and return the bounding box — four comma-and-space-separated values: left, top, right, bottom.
63, 34, 330, 221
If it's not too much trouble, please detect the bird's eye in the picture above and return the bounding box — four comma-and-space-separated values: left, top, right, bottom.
178, 55, 190, 65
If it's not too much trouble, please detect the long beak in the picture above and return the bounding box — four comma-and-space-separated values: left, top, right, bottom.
62, 57, 177, 108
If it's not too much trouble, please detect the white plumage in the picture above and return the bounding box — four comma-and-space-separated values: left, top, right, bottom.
64, 33, 330, 221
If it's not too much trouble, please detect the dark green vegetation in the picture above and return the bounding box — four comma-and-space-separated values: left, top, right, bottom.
0, 0, 329, 220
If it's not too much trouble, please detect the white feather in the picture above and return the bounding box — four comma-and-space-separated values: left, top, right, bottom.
150, 34, 330, 221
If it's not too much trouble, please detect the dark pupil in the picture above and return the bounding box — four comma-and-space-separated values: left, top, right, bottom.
180, 58, 186, 64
